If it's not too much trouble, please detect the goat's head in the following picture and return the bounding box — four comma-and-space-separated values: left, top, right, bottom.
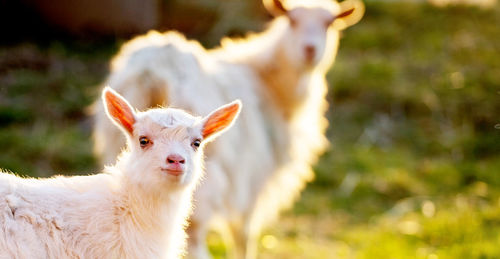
264, 0, 364, 69
102, 87, 241, 191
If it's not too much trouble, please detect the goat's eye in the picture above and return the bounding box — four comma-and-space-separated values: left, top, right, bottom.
191, 139, 201, 150
139, 136, 151, 147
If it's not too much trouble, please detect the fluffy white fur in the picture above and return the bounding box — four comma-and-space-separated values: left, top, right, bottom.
0, 88, 240, 259
93, 0, 363, 258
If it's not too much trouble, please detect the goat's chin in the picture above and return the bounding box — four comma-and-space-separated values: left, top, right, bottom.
304, 55, 323, 68
287, 54, 320, 71
303, 60, 317, 70
158, 170, 194, 188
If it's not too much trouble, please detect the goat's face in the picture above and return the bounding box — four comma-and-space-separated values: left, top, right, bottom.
127, 109, 204, 189
102, 87, 241, 192
264, 0, 364, 69
285, 7, 335, 68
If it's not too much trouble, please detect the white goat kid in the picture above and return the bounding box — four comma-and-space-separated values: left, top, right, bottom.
93, 0, 363, 258
0, 87, 241, 259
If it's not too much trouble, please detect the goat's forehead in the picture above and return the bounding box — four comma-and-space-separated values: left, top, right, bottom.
289, 7, 336, 20
287, 0, 340, 14
137, 108, 199, 128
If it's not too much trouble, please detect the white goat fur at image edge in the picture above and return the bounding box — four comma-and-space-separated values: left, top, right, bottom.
0, 87, 241, 258
93, 0, 364, 258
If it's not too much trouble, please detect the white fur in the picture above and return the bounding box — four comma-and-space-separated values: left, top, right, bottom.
93, 0, 363, 258
0, 88, 240, 259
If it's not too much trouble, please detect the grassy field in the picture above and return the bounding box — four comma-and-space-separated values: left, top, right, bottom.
0, 1, 499, 258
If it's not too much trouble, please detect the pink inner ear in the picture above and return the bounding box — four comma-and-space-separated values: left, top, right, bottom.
337, 8, 355, 19
105, 91, 135, 134
202, 103, 240, 139
272, 0, 287, 13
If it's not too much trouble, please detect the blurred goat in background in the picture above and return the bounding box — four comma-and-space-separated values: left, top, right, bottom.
93, 0, 364, 258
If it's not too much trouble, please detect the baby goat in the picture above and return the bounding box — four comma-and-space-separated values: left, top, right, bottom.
0, 87, 241, 258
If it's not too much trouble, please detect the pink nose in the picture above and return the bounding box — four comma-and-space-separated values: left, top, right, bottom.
166, 154, 185, 164
304, 45, 316, 60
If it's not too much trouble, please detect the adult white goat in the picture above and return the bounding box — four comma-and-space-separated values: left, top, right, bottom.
0, 87, 241, 258
93, 0, 364, 258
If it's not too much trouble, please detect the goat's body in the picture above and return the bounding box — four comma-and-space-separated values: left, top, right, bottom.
0, 168, 191, 259
95, 15, 336, 257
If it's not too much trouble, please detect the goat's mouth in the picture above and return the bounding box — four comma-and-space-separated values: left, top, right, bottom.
304, 55, 319, 66
160, 168, 184, 176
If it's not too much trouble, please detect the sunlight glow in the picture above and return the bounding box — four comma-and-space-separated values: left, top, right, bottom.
261, 234, 278, 249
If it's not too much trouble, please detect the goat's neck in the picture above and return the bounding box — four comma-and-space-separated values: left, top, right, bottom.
255, 43, 313, 120
116, 174, 189, 245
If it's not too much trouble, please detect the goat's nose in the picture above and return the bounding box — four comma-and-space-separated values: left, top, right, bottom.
167, 154, 185, 164
304, 45, 316, 60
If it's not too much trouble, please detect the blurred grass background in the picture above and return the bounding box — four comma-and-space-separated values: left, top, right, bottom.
0, 1, 499, 258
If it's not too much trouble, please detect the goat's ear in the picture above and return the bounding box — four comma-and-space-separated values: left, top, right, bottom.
102, 86, 136, 136
201, 100, 242, 141
332, 0, 365, 30
263, 0, 287, 17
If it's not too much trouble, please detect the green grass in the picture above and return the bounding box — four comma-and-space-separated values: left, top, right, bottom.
0, 1, 499, 258
0, 42, 116, 175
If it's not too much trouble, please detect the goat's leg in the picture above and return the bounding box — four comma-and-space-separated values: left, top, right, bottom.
228, 217, 258, 259
186, 220, 212, 259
